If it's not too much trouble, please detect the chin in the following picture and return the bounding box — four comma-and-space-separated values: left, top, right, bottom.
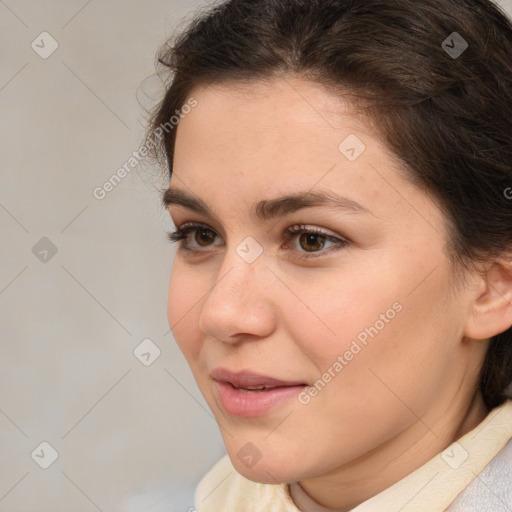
230, 459, 289, 484
225, 447, 307, 485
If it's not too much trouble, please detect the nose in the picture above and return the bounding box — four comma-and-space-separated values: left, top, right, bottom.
198, 251, 277, 344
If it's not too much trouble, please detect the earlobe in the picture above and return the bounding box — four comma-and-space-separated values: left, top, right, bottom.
464, 255, 512, 340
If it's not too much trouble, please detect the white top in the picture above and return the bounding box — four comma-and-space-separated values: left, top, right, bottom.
195, 399, 512, 511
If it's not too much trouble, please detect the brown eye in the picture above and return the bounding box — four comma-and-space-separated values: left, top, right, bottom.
166, 223, 221, 252
167, 222, 349, 259
194, 228, 216, 247
285, 224, 350, 259
298, 233, 326, 252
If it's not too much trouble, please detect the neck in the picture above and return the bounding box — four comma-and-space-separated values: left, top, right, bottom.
291, 391, 489, 511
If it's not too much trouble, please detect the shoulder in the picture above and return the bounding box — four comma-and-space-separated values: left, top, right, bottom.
194, 455, 299, 512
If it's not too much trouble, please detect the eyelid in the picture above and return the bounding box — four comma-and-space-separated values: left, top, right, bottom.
167, 221, 350, 259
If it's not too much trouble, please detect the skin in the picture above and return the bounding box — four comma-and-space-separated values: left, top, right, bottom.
164, 77, 511, 510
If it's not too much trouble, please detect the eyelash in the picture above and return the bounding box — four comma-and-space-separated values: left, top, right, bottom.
166, 223, 349, 260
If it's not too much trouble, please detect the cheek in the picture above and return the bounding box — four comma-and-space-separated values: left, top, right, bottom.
290, 275, 404, 369
307, 269, 458, 417
293, 256, 458, 403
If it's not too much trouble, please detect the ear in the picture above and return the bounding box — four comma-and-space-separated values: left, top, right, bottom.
464, 254, 512, 340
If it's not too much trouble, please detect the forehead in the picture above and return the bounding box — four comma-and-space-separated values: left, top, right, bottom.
178, 78, 372, 153
173, 79, 387, 191
169, 77, 444, 238
166, 80, 459, 320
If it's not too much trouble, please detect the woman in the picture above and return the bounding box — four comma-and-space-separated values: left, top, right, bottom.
145, 0, 512, 510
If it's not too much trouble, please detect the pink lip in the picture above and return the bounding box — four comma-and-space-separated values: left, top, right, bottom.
211, 367, 307, 418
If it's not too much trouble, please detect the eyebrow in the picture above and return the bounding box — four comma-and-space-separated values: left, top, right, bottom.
162, 187, 373, 221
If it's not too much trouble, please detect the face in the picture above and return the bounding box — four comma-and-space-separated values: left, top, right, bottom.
165, 77, 482, 485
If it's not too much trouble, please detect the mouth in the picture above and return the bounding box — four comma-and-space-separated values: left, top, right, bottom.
211, 367, 308, 417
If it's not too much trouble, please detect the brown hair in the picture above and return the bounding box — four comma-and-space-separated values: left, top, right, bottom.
145, 0, 512, 409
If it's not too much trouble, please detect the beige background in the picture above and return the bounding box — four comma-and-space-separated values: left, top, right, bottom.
1, 1, 511, 511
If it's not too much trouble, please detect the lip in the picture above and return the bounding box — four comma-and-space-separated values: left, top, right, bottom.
211, 367, 307, 418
